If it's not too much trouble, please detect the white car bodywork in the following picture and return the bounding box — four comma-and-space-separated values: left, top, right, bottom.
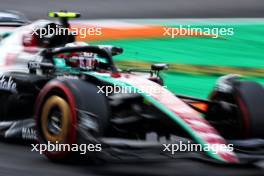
0, 20, 50, 66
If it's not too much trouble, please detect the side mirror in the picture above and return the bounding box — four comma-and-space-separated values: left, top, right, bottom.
98, 45, 123, 56
151, 63, 168, 71
110, 46, 123, 56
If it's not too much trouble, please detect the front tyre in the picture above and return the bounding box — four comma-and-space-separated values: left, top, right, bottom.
35, 78, 109, 161
40, 95, 72, 144
207, 76, 264, 139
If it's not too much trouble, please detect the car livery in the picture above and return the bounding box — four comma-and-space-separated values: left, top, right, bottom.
0, 44, 264, 165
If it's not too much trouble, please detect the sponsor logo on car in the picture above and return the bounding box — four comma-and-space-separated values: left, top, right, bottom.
22, 127, 37, 140
0, 74, 17, 93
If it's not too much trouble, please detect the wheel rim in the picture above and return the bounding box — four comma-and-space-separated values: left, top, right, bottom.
41, 95, 71, 143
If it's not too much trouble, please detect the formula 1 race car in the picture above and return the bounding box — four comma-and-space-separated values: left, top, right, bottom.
0, 10, 29, 39
0, 11, 79, 66
0, 44, 264, 164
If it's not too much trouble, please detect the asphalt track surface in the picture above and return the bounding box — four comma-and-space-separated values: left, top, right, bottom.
0, 0, 264, 19
1, 0, 264, 175
1, 142, 264, 176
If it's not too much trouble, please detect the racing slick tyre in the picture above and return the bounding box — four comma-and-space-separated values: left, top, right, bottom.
207, 80, 264, 139
35, 78, 110, 161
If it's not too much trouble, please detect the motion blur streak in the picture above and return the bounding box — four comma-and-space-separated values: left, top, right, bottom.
0, 0, 264, 176
0, 0, 264, 19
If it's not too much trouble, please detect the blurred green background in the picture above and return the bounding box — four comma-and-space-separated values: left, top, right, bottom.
91, 20, 264, 98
